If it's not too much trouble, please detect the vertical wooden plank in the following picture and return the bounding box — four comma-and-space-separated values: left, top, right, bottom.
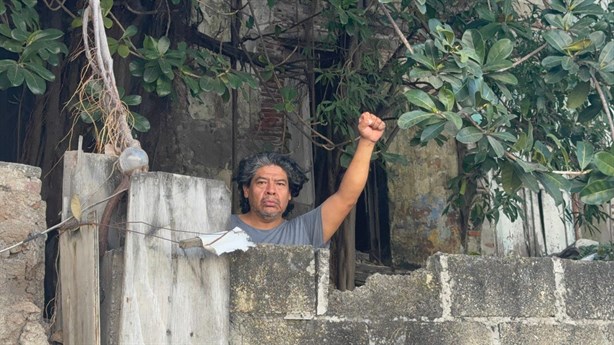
119, 172, 231, 344
60, 151, 119, 345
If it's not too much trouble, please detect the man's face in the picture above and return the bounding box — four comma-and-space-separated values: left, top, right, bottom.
243, 165, 291, 221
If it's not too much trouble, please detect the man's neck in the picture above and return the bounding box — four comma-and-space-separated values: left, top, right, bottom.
239, 212, 284, 230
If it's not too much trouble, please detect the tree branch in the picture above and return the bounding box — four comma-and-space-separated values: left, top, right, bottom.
592, 76, 614, 141
379, 3, 414, 54
497, 43, 547, 73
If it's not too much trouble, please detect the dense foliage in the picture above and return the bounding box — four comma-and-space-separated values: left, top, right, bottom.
1, 0, 613, 232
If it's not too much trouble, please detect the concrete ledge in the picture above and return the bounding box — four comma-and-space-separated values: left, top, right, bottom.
229, 245, 317, 317
499, 322, 611, 345
369, 321, 493, 345
229, 315, 369, 345
441, 254, 556, 317
561, 260, 614, 320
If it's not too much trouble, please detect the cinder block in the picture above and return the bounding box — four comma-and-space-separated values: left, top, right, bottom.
229, 245, 317, 317
368, 321, 493, 345
561, 260, 614, 320
327, 269, 442, 319
499, 322, 609, 345
440, 254, 556, 317
229, 315, 368, 345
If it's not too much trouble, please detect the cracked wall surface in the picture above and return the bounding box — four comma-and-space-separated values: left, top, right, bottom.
0, 162, 49, 345
229, 246, 614, 345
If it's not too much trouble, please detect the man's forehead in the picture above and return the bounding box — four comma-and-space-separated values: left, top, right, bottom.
253, 165, 288, 180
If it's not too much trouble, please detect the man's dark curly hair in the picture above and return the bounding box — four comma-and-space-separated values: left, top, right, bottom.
234, 152, 308, 217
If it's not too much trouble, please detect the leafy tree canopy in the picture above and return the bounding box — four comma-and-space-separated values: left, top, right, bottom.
1, 0, 614, 232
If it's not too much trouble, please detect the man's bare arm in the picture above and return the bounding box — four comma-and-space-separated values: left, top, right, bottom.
320, 112, 386, 242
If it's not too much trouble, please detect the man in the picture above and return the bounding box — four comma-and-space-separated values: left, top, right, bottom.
228, 112, 385, 247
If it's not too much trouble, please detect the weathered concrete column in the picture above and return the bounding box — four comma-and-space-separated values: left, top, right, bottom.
0, 162, 48, 344
118, 172, 231, 344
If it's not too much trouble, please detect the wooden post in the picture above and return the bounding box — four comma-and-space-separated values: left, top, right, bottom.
60, 151, 120, 345
118, 172, 231, 344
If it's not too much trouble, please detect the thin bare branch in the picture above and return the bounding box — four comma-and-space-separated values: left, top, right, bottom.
379, 3, 414, 54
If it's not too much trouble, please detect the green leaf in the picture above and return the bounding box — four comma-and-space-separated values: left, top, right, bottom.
129, 61, 144, 77
130, 112, 151, 132
518, 169, 540, 193
159, 59, 173, 79
28, 29, 64, 42
593, 151, 614, 176
0, 1, 5, 15
397, 110, 433, 129
123, 95, 142, 106
516, 159, 547, 173
577, 100, 601, 123
420, 121, 446, 142
199, 76, 216, 92
567, 82, 590, 109
23, 69, 46, 94
456, 127, 483, 144
536, 172, 570, 206
442, 111, 462, 130
487, 135, 505, 158
158, 36, 171, 55
598, 41, 614, 70
543, 30, 572, 53
0, 59, 16, 72
501, 161, 522, 193
11, 28, 28, 42
226, 72, 243, 89
542, 56, 563, 69
544, 13, 564, 29
598, 71, 614, 85
100, 0, 113, 15
544, 68, 567, 84
404, 89, 437, 112
6, 63, 24, 86
438, 88, 454, 112
488, 72, 518, 85
156, 77, 172, 97
565, 39, 591, 53
491, 132, 517, 143
487, 39, 513, 63
576, 141, 593, 170
280, 86, 298, 101
122, 25, 138, 39
409, 53, 436, 70
25, 63, 55, 81
117, 44, 130, 58
143, 64, 160, 83
461, 29, 485, 64
103, 17, 113, 29
580, 180, 614, 205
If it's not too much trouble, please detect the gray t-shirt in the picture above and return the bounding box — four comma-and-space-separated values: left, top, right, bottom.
227, 206, 326, 248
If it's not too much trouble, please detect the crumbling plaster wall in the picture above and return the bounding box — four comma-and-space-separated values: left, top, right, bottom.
141, 0, 318, 213
0, 162, 49, 345
230, 245, 614, 345
387, 128, 462, 269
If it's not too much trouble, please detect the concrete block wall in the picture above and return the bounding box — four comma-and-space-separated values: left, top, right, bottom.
229, 247, 614, 345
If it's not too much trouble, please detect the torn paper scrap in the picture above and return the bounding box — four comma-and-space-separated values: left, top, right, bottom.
179, 227, 255, 255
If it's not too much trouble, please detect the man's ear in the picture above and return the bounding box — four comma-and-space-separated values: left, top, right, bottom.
242, 185, 249, 198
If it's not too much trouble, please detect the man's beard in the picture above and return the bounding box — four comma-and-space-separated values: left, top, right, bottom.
256, 209, 283, 220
